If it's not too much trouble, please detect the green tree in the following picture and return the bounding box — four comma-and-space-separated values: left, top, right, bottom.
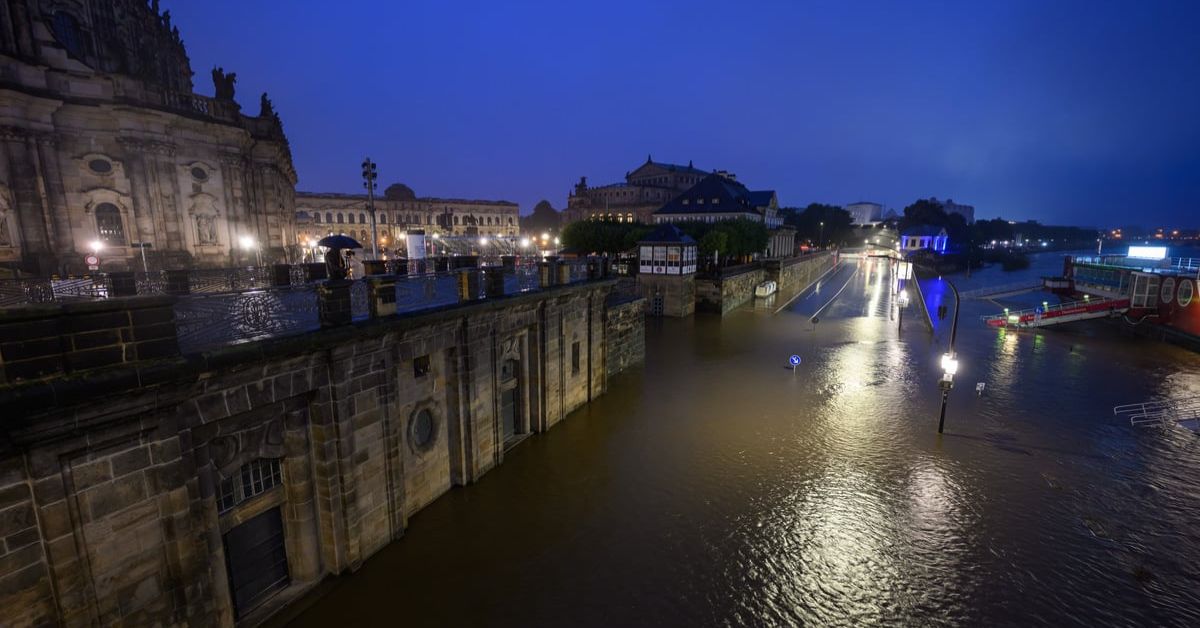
781, 203, 853, 246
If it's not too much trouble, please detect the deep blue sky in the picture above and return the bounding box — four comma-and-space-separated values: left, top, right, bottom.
164, 0, 1200, 227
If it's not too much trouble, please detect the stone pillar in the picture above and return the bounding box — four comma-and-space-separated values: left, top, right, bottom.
303, 263, 327, 282
271, 264, 292, 287
164, 269, 191, 296
389, 258, 408, 276
586, 257, 600, 281
557, 261, 571, 285
501, 255, 517, 272
318, 281, 352, 328
367, 276, 397, 318
456, 269, 480, 302
362, 260, 388, 276
450, 255, 478, 270
484, 267, 505, 298
539, 261, 555, 288
109, 271, 137, 297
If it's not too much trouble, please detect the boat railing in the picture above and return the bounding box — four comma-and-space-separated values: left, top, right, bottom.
1114, 398, 1200, 428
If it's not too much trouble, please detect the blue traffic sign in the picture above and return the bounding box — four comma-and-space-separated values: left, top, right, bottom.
789, 355, 802, 366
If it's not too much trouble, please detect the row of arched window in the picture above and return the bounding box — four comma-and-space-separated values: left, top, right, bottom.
312, 211, 515, 227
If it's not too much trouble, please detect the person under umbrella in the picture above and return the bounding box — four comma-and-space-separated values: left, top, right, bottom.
317, 234, 362, 280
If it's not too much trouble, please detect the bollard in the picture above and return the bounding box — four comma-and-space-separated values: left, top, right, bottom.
317, 280, 352, 328
367, 276, 397, 318
164, 269, 191, 296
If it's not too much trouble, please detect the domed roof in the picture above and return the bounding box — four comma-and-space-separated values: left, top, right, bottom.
384, 183, 416, 201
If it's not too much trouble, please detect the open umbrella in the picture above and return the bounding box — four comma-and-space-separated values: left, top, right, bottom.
317, 234, 362, 249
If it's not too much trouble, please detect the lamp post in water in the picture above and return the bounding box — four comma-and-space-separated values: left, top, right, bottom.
937, 280, 961, 434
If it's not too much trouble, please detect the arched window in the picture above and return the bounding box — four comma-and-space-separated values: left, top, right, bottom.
314, 213, 322, 223
95, 203, 125, 245
337, 212, 344, 224
359, 213, 366, 224
379, 213, 387, 224
453, 216, 459, 225
325, 212, 332, 223
51, 12, 85, 58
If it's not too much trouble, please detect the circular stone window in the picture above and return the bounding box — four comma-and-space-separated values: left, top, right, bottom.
1161, 277, 1175, 304
1178, 280, 1194, 308
88, 159, 112, 174
409, 408, 436, 452
191, 166, 209, 182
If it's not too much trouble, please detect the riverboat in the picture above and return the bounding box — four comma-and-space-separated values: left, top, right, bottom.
1048, 247, 1200, 348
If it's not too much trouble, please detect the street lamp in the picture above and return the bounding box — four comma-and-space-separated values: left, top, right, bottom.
239, 235, 261, 266
937, 280, 961, 434
897, 289, 909, 331
819, 221, 825, 248
89, 240, 103, 255
362, 157, 379, 260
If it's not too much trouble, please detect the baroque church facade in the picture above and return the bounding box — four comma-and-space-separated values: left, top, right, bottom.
0, 0, 297, 276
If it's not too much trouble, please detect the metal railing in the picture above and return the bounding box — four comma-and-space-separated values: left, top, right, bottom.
0, 276, 112, 306
958, 281, 1042, 300
1114, 399, 1200, 428
981, 296, 1129, 328
166, 259, 601, 353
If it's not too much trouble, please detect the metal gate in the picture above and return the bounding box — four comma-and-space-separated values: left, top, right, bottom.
650, 293, 664, 317
224, 507, 289, 617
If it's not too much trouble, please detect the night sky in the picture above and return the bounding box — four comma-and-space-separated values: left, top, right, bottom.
163, 0, 1200, 227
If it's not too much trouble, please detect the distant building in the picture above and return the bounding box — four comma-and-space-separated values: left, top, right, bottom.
653, 173, 783, 228
653, 172, 793, 258
564, 156, 709, 224
846, 202, 884, 225
933, 198, 975, 224
295, 186, 518, 250
901, 226, 949, 252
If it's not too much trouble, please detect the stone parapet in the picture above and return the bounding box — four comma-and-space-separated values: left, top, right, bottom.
0, 279, 628, 626
0, 296, 179, 384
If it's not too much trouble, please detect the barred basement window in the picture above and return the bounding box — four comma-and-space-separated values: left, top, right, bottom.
218, 458, 283, 513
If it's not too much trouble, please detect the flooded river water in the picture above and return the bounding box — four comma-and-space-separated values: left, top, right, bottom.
288, 252, 1200, 627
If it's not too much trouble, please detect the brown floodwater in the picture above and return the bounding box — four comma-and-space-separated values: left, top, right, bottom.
287, 253, 1200, 627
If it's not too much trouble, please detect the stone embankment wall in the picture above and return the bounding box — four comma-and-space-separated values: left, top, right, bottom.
765, 252, 834, 292
605, 296, 646, 377
0, 280, 637, 627
695, 266, 766, 315
694, 252, 836, 316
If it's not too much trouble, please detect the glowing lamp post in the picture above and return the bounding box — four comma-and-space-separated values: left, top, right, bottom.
239, 235, 261, 266
897, 288, 909, 331
937, 280, 962, 434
